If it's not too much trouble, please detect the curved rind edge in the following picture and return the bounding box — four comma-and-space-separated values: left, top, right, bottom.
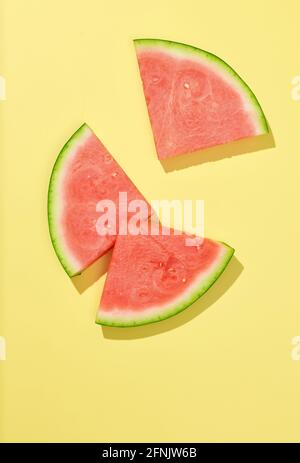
47, 123, 91, 277
96, 242, 235, 327
133, 38, 269, 134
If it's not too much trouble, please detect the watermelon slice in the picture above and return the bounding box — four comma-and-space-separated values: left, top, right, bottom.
134, 38, 269, 159
48, 124, 148, 277
96, 228, 234, 327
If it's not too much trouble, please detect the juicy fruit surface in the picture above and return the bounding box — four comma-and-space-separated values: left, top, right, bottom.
48, 125, 147, 276
97, 229, 234, 326
135, 40, 268, 159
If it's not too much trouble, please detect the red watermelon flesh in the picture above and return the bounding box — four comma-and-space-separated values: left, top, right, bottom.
96, 228, 234, 327
48, 124, 149, 277
134, 39, 269, 159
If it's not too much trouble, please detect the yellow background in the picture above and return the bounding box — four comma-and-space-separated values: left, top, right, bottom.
1, 0, 300, 443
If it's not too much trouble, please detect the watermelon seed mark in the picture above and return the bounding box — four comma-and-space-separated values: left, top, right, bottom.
111, 172, 117, 177
182, 278, 187, 283
103, 154, 113, 164
139, 290, 148, 297
183, 82, 190, 89
148, 259, 164, 269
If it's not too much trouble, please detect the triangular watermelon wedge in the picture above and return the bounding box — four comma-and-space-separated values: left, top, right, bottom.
48, 124, 149, 277
96, 228, 234, 327
134, 38, 269, 159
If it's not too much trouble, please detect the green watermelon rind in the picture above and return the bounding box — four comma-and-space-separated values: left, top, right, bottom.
47, 123, 91, 277
96, 242, 234, 327
134, 38, 269, 134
